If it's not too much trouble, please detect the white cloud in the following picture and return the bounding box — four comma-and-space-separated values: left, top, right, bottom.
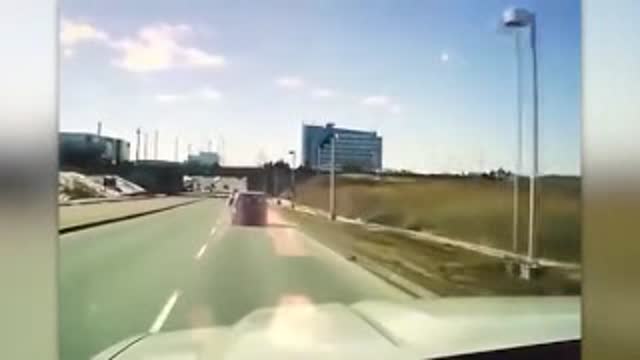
60, 19, 109, 46
362, 95, 402, 115
154, 87, 222, 103
311, 88, 335, 99
182, 48, 226, 67
362, 95, 391, 107
59, 19, 226, 72
197, 87, 222, 101
275, 76, 304, 89
155, 94, 185, 103
110, 23, 226, 72
390, 104, 403, 114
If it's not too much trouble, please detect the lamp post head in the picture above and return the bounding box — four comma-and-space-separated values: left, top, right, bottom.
502, 7, 533, 28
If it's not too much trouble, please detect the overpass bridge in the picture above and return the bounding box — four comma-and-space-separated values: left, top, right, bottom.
62, 160, 312, 195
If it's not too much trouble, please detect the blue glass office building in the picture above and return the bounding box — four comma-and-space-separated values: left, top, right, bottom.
301, 124, 382, 171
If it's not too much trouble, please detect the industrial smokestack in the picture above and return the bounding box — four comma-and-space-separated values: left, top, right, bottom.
144, 132, 149, 160
174, 137, 179, 162
135, 128, 141, 162
154, 130, 159, 160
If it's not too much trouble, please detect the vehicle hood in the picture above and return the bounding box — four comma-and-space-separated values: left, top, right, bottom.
93, 296, 580, 360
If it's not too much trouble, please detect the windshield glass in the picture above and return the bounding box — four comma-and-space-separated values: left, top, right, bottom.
59, 1, 581, 359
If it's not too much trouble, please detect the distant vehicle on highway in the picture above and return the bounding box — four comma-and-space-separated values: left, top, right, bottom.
231, 191, 267, 226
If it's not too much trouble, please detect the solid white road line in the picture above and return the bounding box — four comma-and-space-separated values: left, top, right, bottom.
210, 226, 217, 236
195, 243, 208, 260
149, 290, 181, 333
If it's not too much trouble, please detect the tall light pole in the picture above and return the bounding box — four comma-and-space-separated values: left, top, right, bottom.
174, 136, 179, 162
329, 134, 337, 220
502, 7, 540, 278
512, 29, 524, 256
143, 132, 149, 160
288, 150, 296, 208
135, 127, 141, 162
319, 123, 337, 221
154, 130, 159, 160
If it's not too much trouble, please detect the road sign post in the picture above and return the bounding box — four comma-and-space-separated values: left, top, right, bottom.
319, 123, 337, 221
329, 136, 336, 220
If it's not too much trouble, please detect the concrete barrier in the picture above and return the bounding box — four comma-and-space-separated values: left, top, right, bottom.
59, 198, 203, 234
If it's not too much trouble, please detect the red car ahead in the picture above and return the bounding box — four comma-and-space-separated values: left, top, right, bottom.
230, 191, 268, 226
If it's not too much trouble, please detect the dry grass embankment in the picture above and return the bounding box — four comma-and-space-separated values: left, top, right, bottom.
295, 174, 580, 263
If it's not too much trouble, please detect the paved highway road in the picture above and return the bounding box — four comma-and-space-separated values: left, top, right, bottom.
60, 199, 409, 360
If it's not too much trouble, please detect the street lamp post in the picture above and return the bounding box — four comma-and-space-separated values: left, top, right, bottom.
318, 123, 338, 221
329, 134, 337, 220
502, 7, 541, 279
288, 150, 296, 208
513, 29, 524, 257
135, 127, 141, 162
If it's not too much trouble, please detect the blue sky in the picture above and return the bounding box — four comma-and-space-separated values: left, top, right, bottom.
60, 0, 580, 175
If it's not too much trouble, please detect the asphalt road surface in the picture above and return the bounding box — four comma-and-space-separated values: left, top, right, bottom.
60, 199, 409, 360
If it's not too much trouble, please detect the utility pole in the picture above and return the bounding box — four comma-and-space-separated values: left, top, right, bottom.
207, 139, 212, 153
501, 7, 540, 280
512, 30, 524, 257
174, 136, 179, 162
135, 128, 141, 162
318, 122, 338, 221
329, 135, 336, 220
528, 13, 540, 270
289, 150, 296, 208
154, 130, 159, 160
97, 121, 102, 136
143, 132, 149, 160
